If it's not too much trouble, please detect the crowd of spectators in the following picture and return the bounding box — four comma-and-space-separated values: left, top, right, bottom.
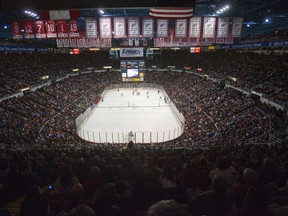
0, 50, 287, 215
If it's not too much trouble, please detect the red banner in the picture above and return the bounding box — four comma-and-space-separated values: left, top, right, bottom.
69, 20, 79, 37
46, 20, 57, 38
24, 20, 35, 39
57, 20, 68, 38
35, 20, 46, 38
11, 21, 22, 39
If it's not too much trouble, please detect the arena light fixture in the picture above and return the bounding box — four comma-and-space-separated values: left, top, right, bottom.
24, 10, 38, 18
247, 24, 250, 27
99, 9, 104, 15
4, 26, 7, 29
265, 18, 269, 23
216, 5, 230, 15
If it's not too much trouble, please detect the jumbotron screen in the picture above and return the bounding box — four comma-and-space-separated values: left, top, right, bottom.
121, 60, 145, 82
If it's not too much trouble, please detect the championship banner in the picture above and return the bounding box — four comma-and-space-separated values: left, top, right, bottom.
142, 17, 154, 38
56, 39, 64, 47
216, 38, 225, 44
232, 18, 243, 38
70, 38, 77, 47
34, 20, 46, 38
63, 38, 70, 47
203, 17, 216, 38
90, 38, 99, 47
120, 48, 144, 57
113, 17, 126, 38
217, 17, 229, 38
157, 19, 168, 37
69, 20, 79, 37
85, 38, 91, 48
11, 21, 22, 39
85, 18, 97, 38
99, 17, 112, 38
189, 17, 201, 38
175, 19, 187, 38
24, 20, 35, 39
128, 17, 140, 38
77, 38, 85, 47
57, 20, 68, 38
46, 20, 57, 38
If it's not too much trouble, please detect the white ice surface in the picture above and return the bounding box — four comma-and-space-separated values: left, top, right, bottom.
78, 88, 183, 143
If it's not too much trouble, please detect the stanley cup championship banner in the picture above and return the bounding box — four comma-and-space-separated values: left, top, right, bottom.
128, 17, 140, 38
217, 17, 229, 38
157, 19, 168, 37
189, 17, 201, 38
232, 18, 243, 38
85, 18, 97, 38
113, 17, 126, 38
99, 17, 112, 38
203, 17, 216, 38
175, 19, 187, 38
142, 17, 154, 38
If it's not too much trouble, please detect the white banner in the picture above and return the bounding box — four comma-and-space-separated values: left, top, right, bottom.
99, 17, 112, 38
128, 17, 140, 38
157, 19, 168, 37
189, 17, 201, 38
63, 38, 70, 47
70, 38, 77, 47
217, 17, 229, 38
77, 38, 85, 48
232, 17, 243, 38
120, 48, 144, 57
56, 39, 63, 48
203, 17, 216, 38
175, 19, 187, 38
85, 18, 97, 38
113, 17, 126, 38
142, 17, 154, 37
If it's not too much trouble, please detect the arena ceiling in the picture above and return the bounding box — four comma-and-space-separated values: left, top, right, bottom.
0, 0, 288, 38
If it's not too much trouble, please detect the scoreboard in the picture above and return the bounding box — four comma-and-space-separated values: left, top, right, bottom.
121, 60, 145, 82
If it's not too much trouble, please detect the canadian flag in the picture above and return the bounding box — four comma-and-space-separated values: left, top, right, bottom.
40, 10, 80, 20
149, 8, 193, 19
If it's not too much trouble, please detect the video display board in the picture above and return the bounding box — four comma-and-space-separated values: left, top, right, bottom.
121, 60, 145, 82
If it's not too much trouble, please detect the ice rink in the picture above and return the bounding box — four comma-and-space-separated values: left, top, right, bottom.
77, 88, 184, 143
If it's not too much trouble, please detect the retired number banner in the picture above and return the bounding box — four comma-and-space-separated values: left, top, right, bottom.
175, 19, 187, 38
128, 17, 140, 38
11, 21, 22, 39
189, 17, 201, 38
203, 17, 216, 38
35, 20, 46, 38
142, 17, 154, 38
69, 20, 79, 37
217, 17, 229, 38
113, 17, 126, 38
232, 18, 243, 38
99, 17, 112, 38
157, 19, 168, 37
57, 20, 68, 38
24, 20, 35, 39
85, 18, 97, 38
46, 20, 57, 38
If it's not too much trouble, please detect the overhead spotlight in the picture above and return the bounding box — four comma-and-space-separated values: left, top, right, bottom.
223, 8, 227, 11
247, 24, 250, 27
216, 11, 220, 14
25, 11, 28, 13
265, 18, 269, 23
99, 9, 104, 15
4, 26, 7, 29
226, 6, 229, 9
27, 11, 31, 14
21, 29, 24, 32
220, 9, 223, 12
